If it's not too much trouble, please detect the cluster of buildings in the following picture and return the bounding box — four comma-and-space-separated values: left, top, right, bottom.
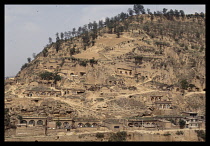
15, 111, 205, 136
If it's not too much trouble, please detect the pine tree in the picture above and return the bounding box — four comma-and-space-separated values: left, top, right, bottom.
133, 4, 145, 15
180, 10, 185, 18
27, 57, 31, 63
163, 8, 168, 15
60, 32, 64, 40
32, 53, 36, 59
147, 8, 152, 15
49, 37, 52, 44
128, 8, 134, 16
55, 32, 60, 41
72, 28, 76, 37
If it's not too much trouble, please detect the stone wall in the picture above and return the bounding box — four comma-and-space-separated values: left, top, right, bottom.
6, 129, 205, 141
16, 126, 45, 136
75, 127, 98, 132
5, 129, 16, 137
127, 129, 201, 141
47, 129, 67, 136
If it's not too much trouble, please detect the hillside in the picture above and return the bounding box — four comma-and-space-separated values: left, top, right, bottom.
5, 13, 205, 134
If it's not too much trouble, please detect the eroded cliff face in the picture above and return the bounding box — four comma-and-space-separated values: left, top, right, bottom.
5, 14, 205, 122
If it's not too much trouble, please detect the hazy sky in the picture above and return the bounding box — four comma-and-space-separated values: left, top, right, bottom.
5, 4, 205, 77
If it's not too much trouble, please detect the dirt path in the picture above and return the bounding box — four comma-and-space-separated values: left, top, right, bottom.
184, 91, 205, 97
51, 97, 100, 117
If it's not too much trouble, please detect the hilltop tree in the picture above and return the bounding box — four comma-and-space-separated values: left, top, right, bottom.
68, 31, 72, 39
82, 30, 90, 46
49, 37, 52, 44
72, 28, 76, 37
21, 63, 28, 70
55, 39, 61, 52
180, 10, 185, 18
169, 9, 175, 15
156, 11, 163, 15
55, 32, 60, 42
55, 32, 61, 53
133, 4, 145, 15
105, 17, 110, 26
200, 12, 204, 18
128, 8, 134, 16
98, 20, 104, 36
126, 13, 129, 18
88, 22, 92, 30
92, 21, 98, 31
82, 24, 88, 34
133, 4, 140, 15
60, 32, 64, 40
105, 17, 114, 34
64, 31, 68, 40
119, 12, 127, 21
174, 9, 180, 17
154, 11, 157, 15
166, 9, 175, 20
141, 7, 146, 14
195, 12, 199, 17
163, 8, 168, 15
32, 53, 36, 59
147, 8, 152, 15
27, 57, 31, 63
92, 21, 98, 39
77, 26, 82, 35
98, 20, 104, 28
42, 48, 48, 57
114, 15, 120, 22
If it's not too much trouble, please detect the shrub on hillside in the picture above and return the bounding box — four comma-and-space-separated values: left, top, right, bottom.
39, 71, 62, 83
21, 63, 28, 70
195, 130, 205, 141
163, 132, 171, 136
96, 133, 105, 139
89, 58, 98, 66
108, 131, 127, 141
39, 71, 54, 80
179, 119, 186, 129
79, 60, 88, 67
176, 131, 184, 135
179, 79, 189, 90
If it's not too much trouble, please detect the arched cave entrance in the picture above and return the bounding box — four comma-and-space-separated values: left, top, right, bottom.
29, 120, 35, 126
37, 120, 43, 125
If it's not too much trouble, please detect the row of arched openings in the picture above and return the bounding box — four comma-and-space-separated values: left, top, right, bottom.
20, 120, 98, 128
20, 120, 43, 126
128, 122, 156, 127
77, 123, 98, 127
